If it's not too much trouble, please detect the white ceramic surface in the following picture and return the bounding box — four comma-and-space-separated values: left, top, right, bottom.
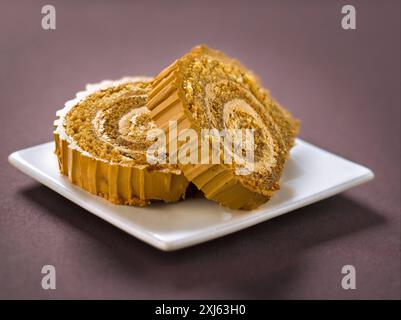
8, 139, 374, 251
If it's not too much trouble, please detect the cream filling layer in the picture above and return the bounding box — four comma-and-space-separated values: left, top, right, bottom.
91, 105, 156, 161
203, 81, 276, 175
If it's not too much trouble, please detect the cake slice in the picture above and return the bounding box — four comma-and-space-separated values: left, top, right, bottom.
147, 46, 299, 209
54, 77, 189, 206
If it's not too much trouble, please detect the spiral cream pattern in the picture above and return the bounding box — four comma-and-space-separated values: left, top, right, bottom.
205, 81, 276, 175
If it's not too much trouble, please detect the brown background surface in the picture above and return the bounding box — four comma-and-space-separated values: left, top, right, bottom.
0, 0, 399, 299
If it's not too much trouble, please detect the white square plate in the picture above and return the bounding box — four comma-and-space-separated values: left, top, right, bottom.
8, 139, 373, 251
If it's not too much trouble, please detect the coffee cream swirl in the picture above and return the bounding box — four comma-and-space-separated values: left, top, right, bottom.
62, 79, 168, 168
92, 105, 156, 161
204, 80, 277, 175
